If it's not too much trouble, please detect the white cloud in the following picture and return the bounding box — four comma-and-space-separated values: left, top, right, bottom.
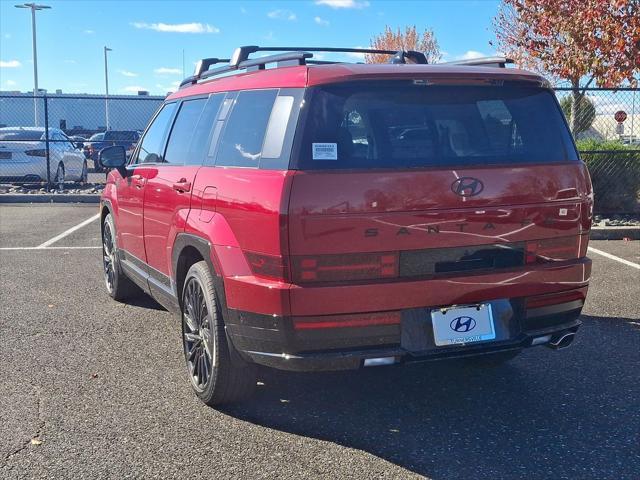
0, 60, 21, 68
345, 47, 366, 59
5, 79, 17, 87
83, 29, 95, 34
267, 9, 296, 20
121, 85, 148, 93
119, 69, 138, 77
457, 50, 486, 60
154, 67, 182, 75
131, 22, 220, 34
64, 59, 77, 64
315, 0, 369, 8
314, 16, 330, 26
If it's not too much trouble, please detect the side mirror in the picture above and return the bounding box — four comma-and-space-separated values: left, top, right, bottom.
74, 142, 84, 149
99, 145, 128, 177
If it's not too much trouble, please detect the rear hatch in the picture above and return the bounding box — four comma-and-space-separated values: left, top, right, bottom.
287, 81, 591, 284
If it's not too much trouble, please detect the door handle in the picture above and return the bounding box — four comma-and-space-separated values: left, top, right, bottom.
131, 174, 146, 188
172, 178, 191, 193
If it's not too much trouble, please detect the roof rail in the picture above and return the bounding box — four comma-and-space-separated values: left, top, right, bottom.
179, 57, 230, 88
179, 45, 429, 89
439, 57, 514, 68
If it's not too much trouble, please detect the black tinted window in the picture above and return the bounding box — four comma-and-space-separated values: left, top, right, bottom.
216, 89, 277, 167
0, 129, 43, 141
295, 83, 578, 169
164, 99, 207, 165
133, 103, 177, 164
104, 131, 138, 142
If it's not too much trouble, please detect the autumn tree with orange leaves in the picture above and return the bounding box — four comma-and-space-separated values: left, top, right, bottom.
493, 0, 640, 133
366, 26, 441, 64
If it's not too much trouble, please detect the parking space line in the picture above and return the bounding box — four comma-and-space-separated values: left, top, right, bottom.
588, 247, 640, 270
0, 246, 101, 251
36, 213, 100, 249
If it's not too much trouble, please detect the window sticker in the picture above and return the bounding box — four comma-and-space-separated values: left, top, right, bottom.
312, 142, 338, 160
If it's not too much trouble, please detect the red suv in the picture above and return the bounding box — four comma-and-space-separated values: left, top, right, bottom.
99, 46, 592, 406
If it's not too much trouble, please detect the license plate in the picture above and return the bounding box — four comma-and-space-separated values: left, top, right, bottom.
0, 151, 11, 160
431, 304, 496, 346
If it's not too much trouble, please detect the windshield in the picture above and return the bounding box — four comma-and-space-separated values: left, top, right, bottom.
294, 82, 578, 169
0, 129, 44, 141
89, 133, 105, 141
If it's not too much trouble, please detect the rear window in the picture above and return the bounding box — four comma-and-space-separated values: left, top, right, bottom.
104, 131, 138, 142
294, 82, 578, 169
0, 129, 43, 141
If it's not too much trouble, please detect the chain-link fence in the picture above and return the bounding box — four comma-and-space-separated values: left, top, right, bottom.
0, 88, 638, 213
554, 87, 640, 214
0, 93, 163, 190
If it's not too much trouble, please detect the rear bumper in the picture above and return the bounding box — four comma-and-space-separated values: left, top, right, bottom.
225, 288, 587, 371
241, 320, 581, 372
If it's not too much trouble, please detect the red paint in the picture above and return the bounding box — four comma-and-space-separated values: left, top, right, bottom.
103, 60, 592, 358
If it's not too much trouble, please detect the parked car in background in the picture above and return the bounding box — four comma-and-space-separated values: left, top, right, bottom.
0, 127, 88, 184
68, 135, 87, 146
85, 132, 105, 165
91, 130, 141, 172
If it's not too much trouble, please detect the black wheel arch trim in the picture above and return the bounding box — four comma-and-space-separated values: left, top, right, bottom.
172, 233, 246, 362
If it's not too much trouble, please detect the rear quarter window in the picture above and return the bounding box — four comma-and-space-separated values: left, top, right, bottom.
215, 89, 278, 168
293, 82, 578, 170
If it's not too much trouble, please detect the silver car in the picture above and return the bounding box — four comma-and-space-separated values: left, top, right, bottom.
0, 127, 88, 183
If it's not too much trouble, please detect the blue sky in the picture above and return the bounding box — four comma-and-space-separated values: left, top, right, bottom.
0, 0, 501, 95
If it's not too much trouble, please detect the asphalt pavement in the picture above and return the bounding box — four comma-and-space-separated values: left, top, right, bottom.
0, 204, 638, 479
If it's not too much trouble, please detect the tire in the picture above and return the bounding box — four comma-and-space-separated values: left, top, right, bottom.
462, 349, 521, 367
102, 213, 139, 301
80, 160, 88, 183
181, 261, 256, 406
54, 163, 65, 189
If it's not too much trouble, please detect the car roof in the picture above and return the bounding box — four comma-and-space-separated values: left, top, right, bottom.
168, 63, 547, 101
0, 126, 46, 132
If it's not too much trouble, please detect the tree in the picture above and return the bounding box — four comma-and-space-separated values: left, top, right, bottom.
493, 0, 640, 134
559, 95, 596, 134
366, 26, 441, 64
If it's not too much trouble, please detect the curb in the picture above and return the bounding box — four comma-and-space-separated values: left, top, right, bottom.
590, 227, 640, 241
0, 194, 100, 204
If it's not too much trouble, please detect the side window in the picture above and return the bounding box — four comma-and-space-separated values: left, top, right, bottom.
216, 89, 277, 167
185, 94, 225, 165
132, 103, 177, 164
164, 98, 207, 165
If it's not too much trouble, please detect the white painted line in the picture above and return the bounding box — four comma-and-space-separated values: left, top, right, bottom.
0, 246, 101, 251
588, 246, 640, 270
36, 213, 100, 249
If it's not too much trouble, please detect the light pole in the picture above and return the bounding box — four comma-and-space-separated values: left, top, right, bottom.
104, 46, 112, 130
15, 3, 50, 126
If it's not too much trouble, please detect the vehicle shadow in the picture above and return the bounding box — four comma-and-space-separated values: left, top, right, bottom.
224, 315, 640, 479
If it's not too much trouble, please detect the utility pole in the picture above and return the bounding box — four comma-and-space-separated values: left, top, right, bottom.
15, 3, 51, 126
104, 46, 112, 130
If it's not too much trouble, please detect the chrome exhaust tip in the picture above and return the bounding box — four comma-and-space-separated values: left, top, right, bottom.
547, 332, 576, 350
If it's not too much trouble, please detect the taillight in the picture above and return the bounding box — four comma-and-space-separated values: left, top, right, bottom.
293, 311, 401, 330
291, 252, 399, 283
525, 236, 582, 264
244, 252, 288, 281
25, 149, 46, 157
525, 288, 587, 309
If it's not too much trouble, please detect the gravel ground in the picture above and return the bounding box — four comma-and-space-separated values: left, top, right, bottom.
0, 204, 638, 479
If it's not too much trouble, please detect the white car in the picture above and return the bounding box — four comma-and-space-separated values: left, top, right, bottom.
0, 127, 88, 184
